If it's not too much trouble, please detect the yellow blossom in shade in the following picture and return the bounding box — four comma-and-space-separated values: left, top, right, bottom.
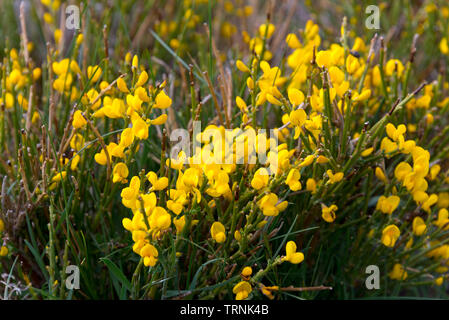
112, 163, 129, 184
440, 37, 449, 55
173, 216, 186, 234
251, 167, 269, 190
282, 241, 304, 264
241, 267, 252, 278
381, 224, 400, 247
70, 133, 85, 151
72, 110, 87, 129
211, 222, 226, 243
412, 216, 427, 236
388, 263, 408, 280
117, 77, 130, 93
285, 168, 301, 191
140, 244, 158, 267
434, 209, 449, 230
233, 281, 252, 300
234, 230, 242, 241
0, 218, 4, 232
155, 90, 172, 109
70, 154, 80, 171
321, 204, 338, 223
261, 285, 279, 300
316, 155, 329, 164
376, 195, 400, 214
257, 193, 288, 216
146, 171, 168, 191
51, 171, 67, 183
435, 277, 444, 286
0, 246, 8, 257
306, 178, 317, 193
361, 147, 374, 157
326, 170, 343, 184
375, 167, 388, 183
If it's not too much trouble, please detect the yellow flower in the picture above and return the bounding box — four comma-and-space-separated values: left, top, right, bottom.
135, 71, 148, 87
117, 77, 130, 93
259, 23, 275, 39
132, 116, 149, 140
0, 246, 8, 257
241, 267, 253, 278
149, 207, 171, 231
140, 244, 158, 267
412, 216, 427, 236
385, 59, 404, 77
298, 155, 315, 168
386, 123, 406, 142
87, 65, 102, 83
119, 128, 135, 148
251, 167, 269, 190
306, 178, 317, 194
0, 219, 4, 232
236, 60, 250, 73
361, 147, 374, 157
211, 222, 226, 243
285, 168, 301, 191
155, 90, 172, 109
434, 209, 449, 230
388, 263, 408, 280
376, 195, 400, 214
288, 88, 305, 106
146, 171, 168, 191
326, 170, 343, 184
257, 193, 288, 216
260, 285, 279, 300
72, 110, 87, 129
321, 204, 338, 223
282, 241, 304, 264
381, 224, 400, 247
375, 167, 388, 183
173, 216, 186, 234
112, 163, 129, 184
233, 281, 252, 300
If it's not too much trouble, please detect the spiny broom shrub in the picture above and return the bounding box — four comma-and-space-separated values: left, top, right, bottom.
1, 0, 449, 299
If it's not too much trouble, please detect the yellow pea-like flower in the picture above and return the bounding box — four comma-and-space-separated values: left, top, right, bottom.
117, 77, 130, 93
285, 168, 301, 191
154, 90, 172, 109
321, 204, 338, 223
381, 224, 400, 247
327, 170, 343, 184
412, 216, 427, 236
112, 162, 129, 184
282, 241, 304, 264
233, 281, 252, 300
72, 110, 87, 129
211, 221, 226, 243
388, 263, 408, 280
135, 71, 148, 87
376, 195, 400, 214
